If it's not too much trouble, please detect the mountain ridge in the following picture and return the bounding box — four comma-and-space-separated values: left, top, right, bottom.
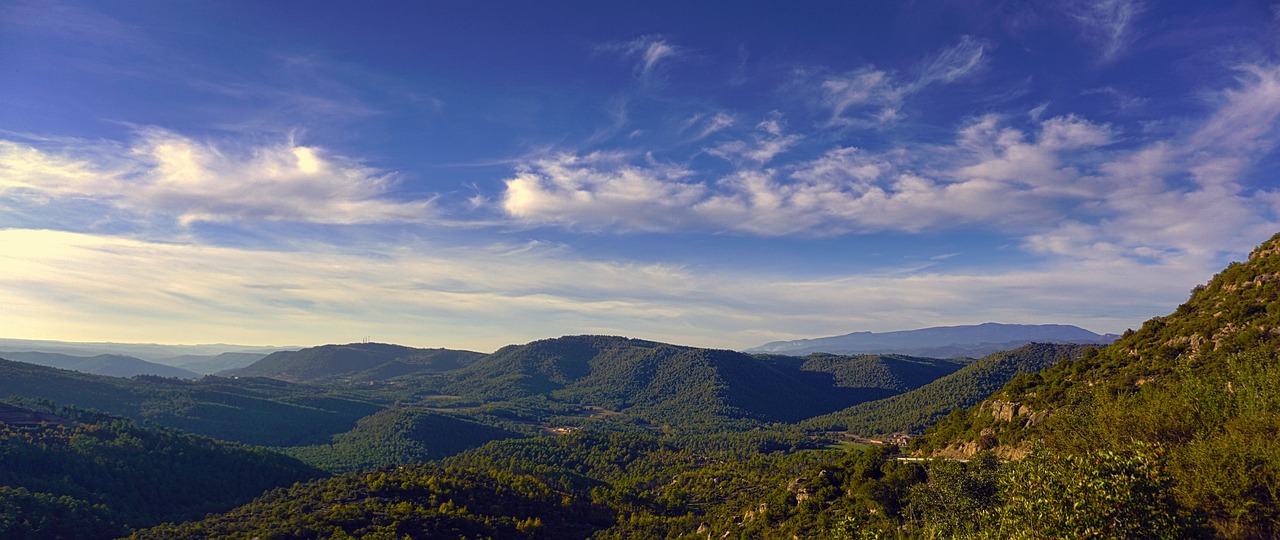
746, 322, 1118, 357
0, 351, 202, 379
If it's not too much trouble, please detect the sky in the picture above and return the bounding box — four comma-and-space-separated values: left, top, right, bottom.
2, 1, 1280, 353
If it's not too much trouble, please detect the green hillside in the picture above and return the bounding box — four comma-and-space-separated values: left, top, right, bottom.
231, 342, 486, 382
795, 353, 966, 393
0, 359, 382, 446
0, 402, 324, 539
915, 232, 1280, 538
803, 343, 1092, 436
437, 336, 950, 429
284, 408, 526, 473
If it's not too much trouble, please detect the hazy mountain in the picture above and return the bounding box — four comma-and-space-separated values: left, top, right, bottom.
229, 342, 486, 382
0, 337, 291, 363
746, 322, 1118, 357
165, 352, 270, 374
0, 351, 201, 379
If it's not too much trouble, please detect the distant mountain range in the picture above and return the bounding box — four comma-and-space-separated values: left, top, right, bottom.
0, 338, 292, 374
0, 351, 202, 379
745, 322, 1119, 357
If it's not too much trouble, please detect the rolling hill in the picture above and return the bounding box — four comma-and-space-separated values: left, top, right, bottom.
747, 322, 1117, 357
0, 358, 382, 446
283, 408, 527, 473
229, 342, 486, 382
0, 350, 201, 379
436, 335, 964, 429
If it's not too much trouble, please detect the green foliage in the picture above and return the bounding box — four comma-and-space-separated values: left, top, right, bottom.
905, 453, 1002, 539
130, 463, 613, 540
0, 486, 123, 540
990, 445, 1195, 539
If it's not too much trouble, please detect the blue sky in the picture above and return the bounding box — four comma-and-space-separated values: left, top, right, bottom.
2, 1, 1279, 352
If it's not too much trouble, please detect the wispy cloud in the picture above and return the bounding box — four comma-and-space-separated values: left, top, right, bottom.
598, 35, 684, 84
913, 35, 989, 88
706, 113, 802, 166
1067, 0, 1145, 62
820, 36, 989, 125
694, 112, 736, 139
0, 130, 435, 226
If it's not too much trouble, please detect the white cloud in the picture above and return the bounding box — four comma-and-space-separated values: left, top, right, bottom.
501, 151, 706, 231
0, 228, 1212, 351
0, 130, 434, 226
498, 64, 1280, 262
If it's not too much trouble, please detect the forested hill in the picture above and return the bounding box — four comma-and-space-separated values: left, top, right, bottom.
917, 232, 1280, 538
0, 402, 325, 538
230, 342, 486, 382
0, 358, 382, 446
435, 335, 962, 428
804, 342, 1092, 436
